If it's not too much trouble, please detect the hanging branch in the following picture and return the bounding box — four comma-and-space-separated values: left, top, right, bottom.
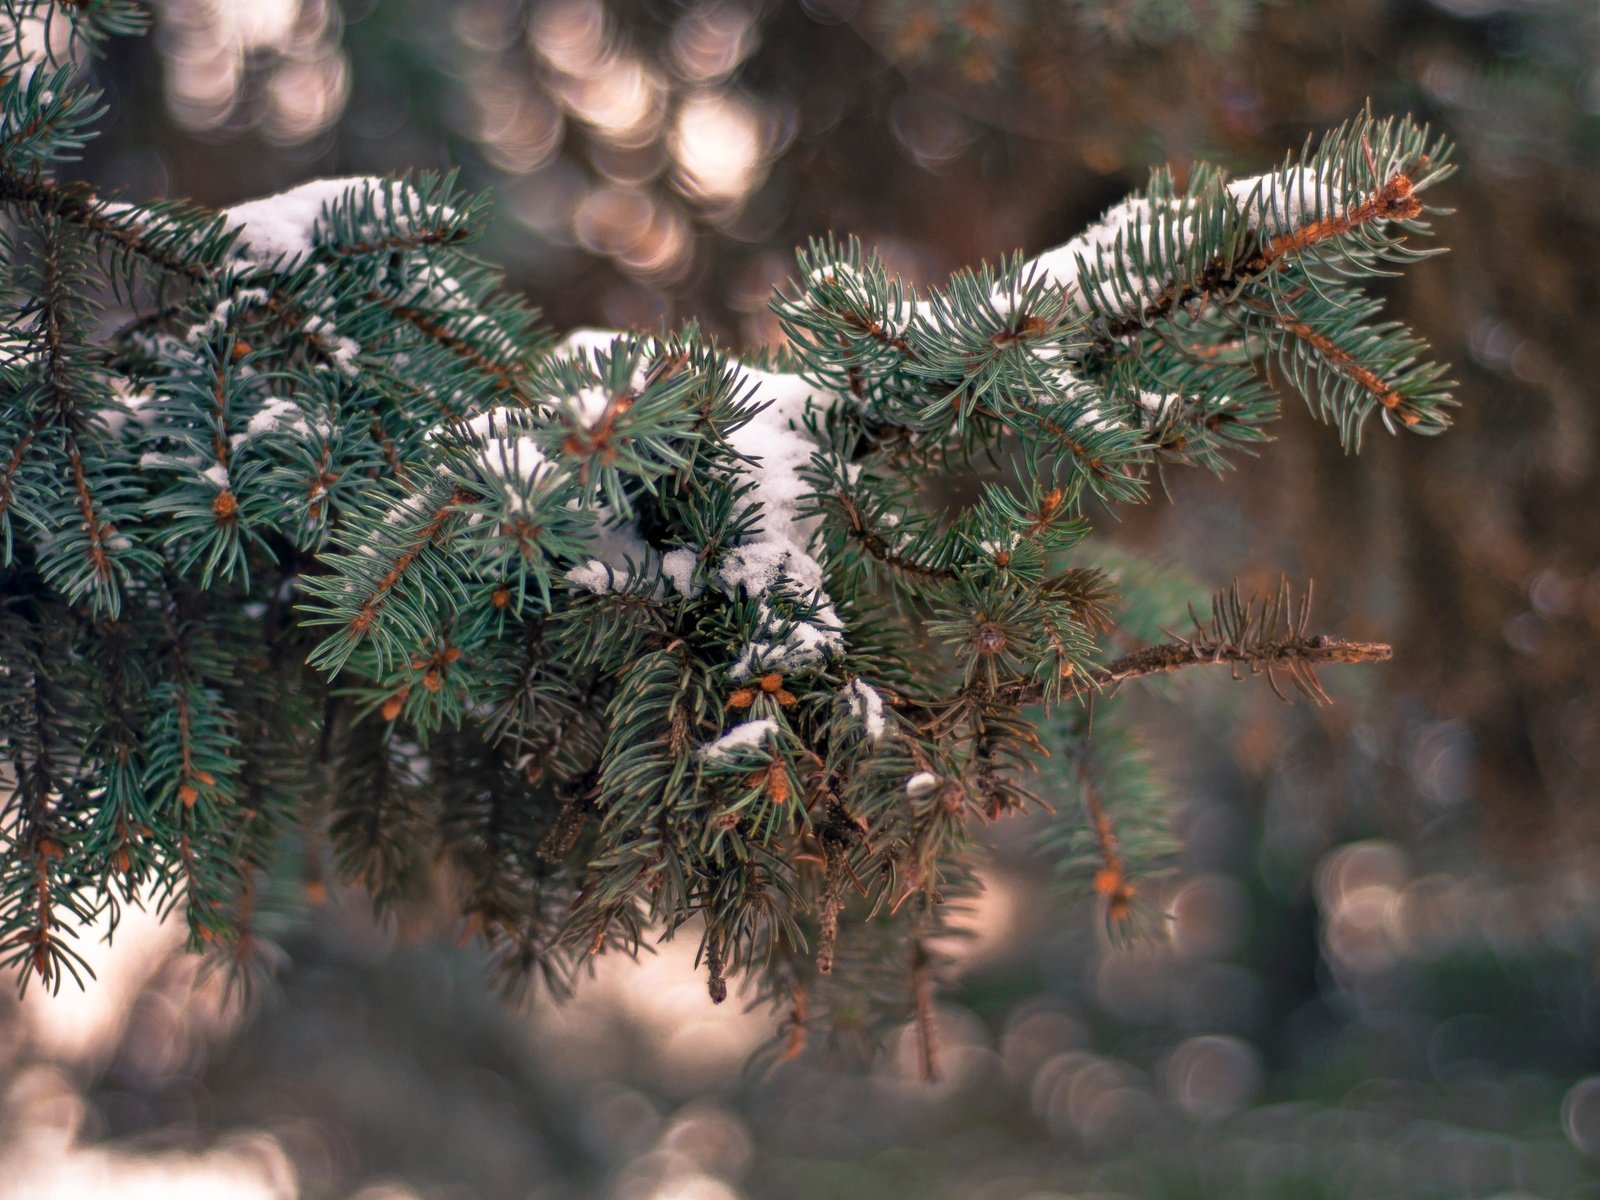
0, 0, 1456, 1053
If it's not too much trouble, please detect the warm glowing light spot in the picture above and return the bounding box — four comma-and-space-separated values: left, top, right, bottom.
671, 90, 767, 205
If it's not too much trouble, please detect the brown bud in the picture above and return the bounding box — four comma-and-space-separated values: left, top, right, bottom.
973, 622, 1007, 655
1378, 175, 1422, 220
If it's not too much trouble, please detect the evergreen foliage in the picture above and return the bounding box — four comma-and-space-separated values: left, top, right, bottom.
0, 1, 1454, 1065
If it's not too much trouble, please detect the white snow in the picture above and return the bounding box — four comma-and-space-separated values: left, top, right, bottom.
553, 329, 655, 424
1227, 167, 1337, 236
722, 365, 831, 548
459, 408, 553, 501
700, 718, 778, 760
566, 385, 611, 428
244, 396, 315, 440
381, 491, 432, 529
905, 772, 940, 797
220, 177, 391, 267
185, 288, 269, 345
714, 362, 846, 679
566, 559, 619, 594
561, 512, 663, 596
807, 262, 863, 289
979, 534, 1017, 558
1134, 390, 1182, 423
102, 380, 154, 437
715, 542, 784, 595
302, 316, 362, 376
660, 547, 700, 596
556, 327, 649, 364
201, 463, 230, 490
1017, 195, 1178, 316
845, 678, 887, 743
729, 603, 842, 681
329, 337, 361, 375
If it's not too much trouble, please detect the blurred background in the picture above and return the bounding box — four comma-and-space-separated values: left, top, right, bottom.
7, 0, 1600, 1195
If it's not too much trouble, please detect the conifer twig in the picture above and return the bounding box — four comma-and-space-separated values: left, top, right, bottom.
0, 168, 212, 282
1067, 629, 1391, 701
968, 581, 1390, 708
1103, 168, 1426, 339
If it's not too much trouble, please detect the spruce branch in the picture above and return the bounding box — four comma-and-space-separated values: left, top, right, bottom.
1096, 122, 1450, 341
1081, 624, 1391, 703
0, 168, 216, 283
369, 292, 532, 401
959, 579, 1390, 709
0, 4, 1456, 1051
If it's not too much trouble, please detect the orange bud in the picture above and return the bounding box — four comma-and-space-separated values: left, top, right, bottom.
178, 784, 199, 808
422, 669, 442, 693
194, 770, 216, 786
1107, 888, 1135, 924
231, 341, 251, 362
759, 673, 784, 693
212, 489, 238, 519
767, 762, 791, 805
304, 879, 327, 906
725, 689, 756, 710
381, 689, 409, 721
444, 645, 462, 663
491, 586, 511, 608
